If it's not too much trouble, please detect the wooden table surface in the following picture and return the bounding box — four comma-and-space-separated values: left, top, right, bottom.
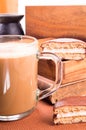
0, 100, 86, 130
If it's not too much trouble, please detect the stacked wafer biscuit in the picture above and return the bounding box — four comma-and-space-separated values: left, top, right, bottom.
40, 38, 86, 60
53, 96, 86, 124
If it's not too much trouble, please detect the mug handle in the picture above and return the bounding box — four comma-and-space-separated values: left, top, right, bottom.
37, 52, 63, 100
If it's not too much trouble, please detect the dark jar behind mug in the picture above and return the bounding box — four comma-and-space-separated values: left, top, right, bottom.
0, 14, 24, 35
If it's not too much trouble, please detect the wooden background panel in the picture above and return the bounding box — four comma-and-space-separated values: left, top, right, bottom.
25, 6, 86, 40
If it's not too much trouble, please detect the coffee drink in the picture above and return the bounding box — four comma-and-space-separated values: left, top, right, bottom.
0, 35, 62, 121
0, 38, 38, 116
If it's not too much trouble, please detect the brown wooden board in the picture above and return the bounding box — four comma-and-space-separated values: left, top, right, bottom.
38, 39, 86, 85
25, 6, 86, 40
50, 79, 86, 103
38, 38, 86, 104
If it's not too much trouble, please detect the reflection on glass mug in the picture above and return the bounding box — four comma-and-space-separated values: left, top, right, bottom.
0, 35, 63, 121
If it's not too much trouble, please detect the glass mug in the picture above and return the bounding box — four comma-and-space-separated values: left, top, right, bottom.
0, 35, 62, 121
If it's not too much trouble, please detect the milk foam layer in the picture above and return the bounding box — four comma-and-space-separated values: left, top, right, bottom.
0, 43, 38, 58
